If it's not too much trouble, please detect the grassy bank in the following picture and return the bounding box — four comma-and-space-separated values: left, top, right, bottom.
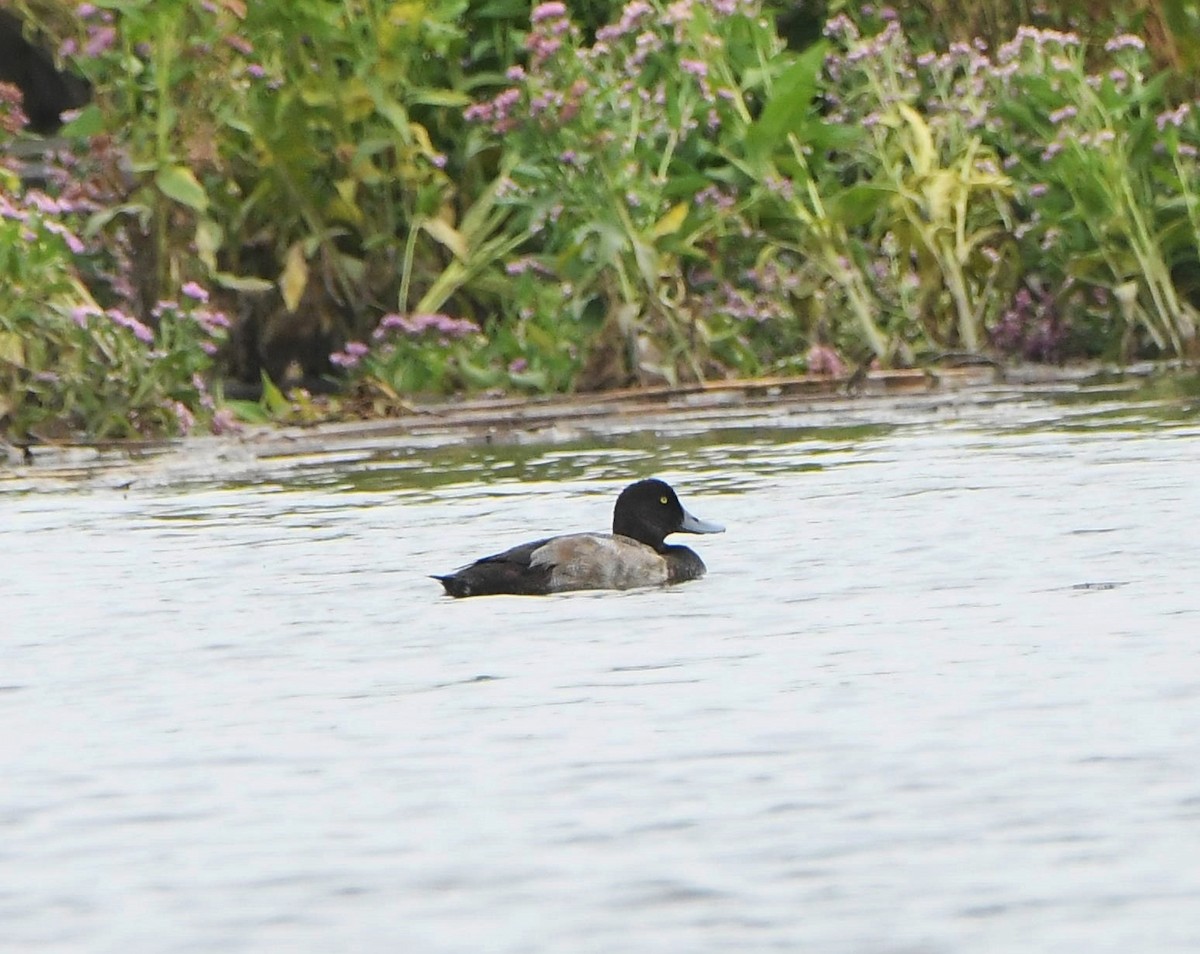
1, 0, 1198, 440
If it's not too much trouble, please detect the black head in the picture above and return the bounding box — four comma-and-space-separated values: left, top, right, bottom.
611, 479, 724, 551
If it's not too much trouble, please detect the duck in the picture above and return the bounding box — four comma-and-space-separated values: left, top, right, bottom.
433, 478, 724, 597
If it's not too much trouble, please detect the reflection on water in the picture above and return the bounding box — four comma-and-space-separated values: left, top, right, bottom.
2, 382, 1200, 953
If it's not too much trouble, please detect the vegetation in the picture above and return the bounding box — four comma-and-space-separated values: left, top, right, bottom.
1, 0, 1198, 440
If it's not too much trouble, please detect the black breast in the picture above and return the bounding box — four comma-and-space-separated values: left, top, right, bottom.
663, 546, 707, 584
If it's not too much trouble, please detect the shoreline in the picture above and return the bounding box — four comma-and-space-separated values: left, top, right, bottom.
1, 360, 1192, 491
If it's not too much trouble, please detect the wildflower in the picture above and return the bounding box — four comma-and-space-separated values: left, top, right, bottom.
181, 281, 209, 303
680, 59, 708, 79
1048, 105, 1077, 124
211, 407, 242, 435
464, 102, 493, 124
331, 340, 370, 368
596, 0, 653, 42
508, 358, 528, 374
194, 308, 231, 335
807, 344, 846, 377
763, 175, 792, 201
225, 35, 254, 56
70, 304, 100, 329
373, 313, 479, 340
1156, 103, 1191, 131
107, 308, 155, 344
171, 401, 196, 435
531, 1, 567, 22
84, 25, 116, 58
42, 220, 85, 255
1028, 183, 1049, 198
247, 64, 266, 79
1104, 34, 1145, 53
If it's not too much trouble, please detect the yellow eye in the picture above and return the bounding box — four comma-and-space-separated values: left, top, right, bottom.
660, 496, 668, 504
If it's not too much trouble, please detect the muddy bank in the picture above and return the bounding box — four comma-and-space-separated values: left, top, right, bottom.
1, 362, 1194, 493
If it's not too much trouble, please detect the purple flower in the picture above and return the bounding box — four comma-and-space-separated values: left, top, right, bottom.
531, 1, 567, 22
181, 281, 209, 303
1156, 103, 1191, 131
373, 312, 480, 340
508, 358, 528, 374
171, 401, 196, 435
42, 220, 85, 254
596, 0, 654, 42
807, 344, 846, 376
211, 407, 242, 435
70, 304, 99, 329
1104, 34, 1145, 53
107, 308, 155, 344
680, 59, 708, 79
330, 340, 369, 368
84, 25, 116, 58
464, 102, 493, 124
195, 308, 231, 335
225, 35, 254, 56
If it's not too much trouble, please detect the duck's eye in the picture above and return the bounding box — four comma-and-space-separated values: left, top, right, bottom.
659, 496, 668, 505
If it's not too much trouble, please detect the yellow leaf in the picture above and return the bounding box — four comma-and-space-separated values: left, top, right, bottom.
155, 165, 209, 212
327, 179, 364, 226
897, 103, 935, 175
924, 170, 956, 225
279, 243, 308, 313
421, 216, 467, 260
195, 218, 223, 272
0, 331, 25, 368
651, 202, 689, 238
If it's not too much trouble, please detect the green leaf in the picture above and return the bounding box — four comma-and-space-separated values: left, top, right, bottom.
225, 399, 272, 424
260, 373, 291, 415
407, 88, 471, 108
213, 272, 275, 293
828, 184, 889, 228
745, 41, 827, 166
58, 104, 104, 138
0, 331, 25, 368
155, 165, 209, 212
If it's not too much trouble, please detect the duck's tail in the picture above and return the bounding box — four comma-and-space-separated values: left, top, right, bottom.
430, 574, 469, 598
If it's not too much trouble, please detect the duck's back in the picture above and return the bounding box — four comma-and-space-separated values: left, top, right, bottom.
433, 536, 555, 597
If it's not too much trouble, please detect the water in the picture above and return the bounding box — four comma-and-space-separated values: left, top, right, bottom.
3, 382, 1200, 953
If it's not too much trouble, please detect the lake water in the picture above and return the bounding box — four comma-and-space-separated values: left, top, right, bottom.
3, 379, 1199, 953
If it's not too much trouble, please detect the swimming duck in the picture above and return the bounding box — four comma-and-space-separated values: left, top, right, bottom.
434, 478, 724, 597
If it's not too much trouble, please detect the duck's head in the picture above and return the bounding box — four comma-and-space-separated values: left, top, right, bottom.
612, 479, 724, 551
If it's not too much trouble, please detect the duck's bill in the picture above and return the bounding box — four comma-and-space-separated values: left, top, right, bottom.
679, 508, 725, 534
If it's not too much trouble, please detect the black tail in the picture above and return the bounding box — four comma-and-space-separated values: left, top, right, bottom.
431, 574, 469, 598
